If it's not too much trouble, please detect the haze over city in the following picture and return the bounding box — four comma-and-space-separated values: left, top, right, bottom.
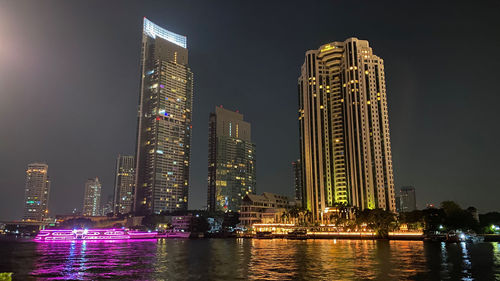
1, 0, 500, 221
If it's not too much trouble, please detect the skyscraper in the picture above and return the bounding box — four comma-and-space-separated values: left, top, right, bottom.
292, 159, 303, 205
23, 163, 50, 221
134, 18, 194, 214
207, 106, 256, 212
298, 38, 396, 221
83, 177, 101, 216
113, 155, 135, 214
397, 186, 417, 212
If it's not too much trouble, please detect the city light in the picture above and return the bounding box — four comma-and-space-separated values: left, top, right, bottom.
143, 17, 187, 48
34, 229, 158, 241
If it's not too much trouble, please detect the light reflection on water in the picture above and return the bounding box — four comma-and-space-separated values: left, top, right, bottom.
0, 239, 498, 280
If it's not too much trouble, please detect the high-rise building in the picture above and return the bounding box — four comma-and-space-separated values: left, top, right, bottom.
101, 195, 114, 216
23, 163, 50, 221
298, 38, 396, 221
134, 18, 193, 214
83, 177, 101, 216
292, 159, 303, 205
207, 106, 256, 212
397, 186, 417, 212
113, 155, 135, 214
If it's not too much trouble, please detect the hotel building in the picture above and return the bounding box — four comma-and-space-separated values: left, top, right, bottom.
207, 106, 256, 212
23, 163, 50, 221
134, 18, 193, 214
83, 177, 102, 216
239, 192, 291, 226
298, 38, 396, 221
113, 155, 135, 214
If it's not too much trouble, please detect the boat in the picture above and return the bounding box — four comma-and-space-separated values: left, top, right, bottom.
287, 229, 308, 240
34, 228, 157, 241
255, 231, 273, 239
465, 231, 484, 243
446, 231, 466, 243
157, 230, 191, 239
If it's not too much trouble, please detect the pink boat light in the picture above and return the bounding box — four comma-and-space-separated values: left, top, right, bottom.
34, 229, 158, 242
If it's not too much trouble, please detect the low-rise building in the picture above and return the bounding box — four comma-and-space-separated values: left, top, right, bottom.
156, 215, 192, 231
172, 215, 192, 231
239, 192, 291, 227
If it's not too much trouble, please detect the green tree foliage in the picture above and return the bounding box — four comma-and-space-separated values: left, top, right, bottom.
398, 210, 425, 230
0, 272, 12, 281
356, 208, 396, 238
440, 201, 479, 231
479, 212, 500, 233
409, 201, 480, 233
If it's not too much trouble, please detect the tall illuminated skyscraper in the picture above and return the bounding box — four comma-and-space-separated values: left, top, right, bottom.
298, 38, 396, 221
83, 177, 101, 216
134, 18, 193, 214
113, 155, 135, 214
23, 163, 50, 221
207, 106, 256, 212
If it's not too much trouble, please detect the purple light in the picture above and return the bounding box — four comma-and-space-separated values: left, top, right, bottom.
35, 229, 158, 242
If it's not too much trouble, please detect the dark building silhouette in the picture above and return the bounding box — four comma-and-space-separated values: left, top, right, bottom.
207, 106, 256, 212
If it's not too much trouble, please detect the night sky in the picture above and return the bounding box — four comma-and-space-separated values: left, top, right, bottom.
1, 1, 500, 220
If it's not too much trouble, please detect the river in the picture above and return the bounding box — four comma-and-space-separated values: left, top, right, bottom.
0, 239, 499, 280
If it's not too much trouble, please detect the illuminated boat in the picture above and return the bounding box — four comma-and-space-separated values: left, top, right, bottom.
156, 230, 191, 239
34, 228, 157, 241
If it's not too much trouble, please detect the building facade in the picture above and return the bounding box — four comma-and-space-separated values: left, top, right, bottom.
23, 163, 50, 221
113, 155, 135, 214
83, 177, 102, 216
397, 186, 416, 212
239, 193, 291, 226
134, 18, 194, 214
298, 38, 396, 221
292, 159, 303, 205
207, 106, 256, 212
101, 195, 114, 216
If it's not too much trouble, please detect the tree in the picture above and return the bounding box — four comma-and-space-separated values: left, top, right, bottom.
190, 215, 209, 233
440, 201, 461, 216
222, 212, 239, 230
439, 201, 479, 231
141, 214, 166, 230
422, 207, 445, 232
398, 210, 424, 230
356, 208, 396, 238
479, 212, 500, 233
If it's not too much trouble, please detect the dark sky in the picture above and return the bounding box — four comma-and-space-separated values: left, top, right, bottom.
1, 0, 500, 220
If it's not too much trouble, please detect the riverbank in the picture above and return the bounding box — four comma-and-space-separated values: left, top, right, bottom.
239, 231, 425, 240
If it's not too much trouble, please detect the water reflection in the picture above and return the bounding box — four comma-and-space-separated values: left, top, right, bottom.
1, 239, 495, 280
32, 240, 157, 280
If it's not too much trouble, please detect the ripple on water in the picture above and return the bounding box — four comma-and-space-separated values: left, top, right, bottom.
0, 239, 499, 280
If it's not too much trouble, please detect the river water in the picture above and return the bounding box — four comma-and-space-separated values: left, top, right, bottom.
0, 239, 499, 280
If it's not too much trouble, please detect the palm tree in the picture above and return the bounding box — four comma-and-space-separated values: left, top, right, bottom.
288, 207, 300, 225
280, 210, 290, 223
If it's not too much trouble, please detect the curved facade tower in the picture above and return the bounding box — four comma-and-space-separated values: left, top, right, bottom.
134, 18, 193, 214
298, 38, 396, 221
